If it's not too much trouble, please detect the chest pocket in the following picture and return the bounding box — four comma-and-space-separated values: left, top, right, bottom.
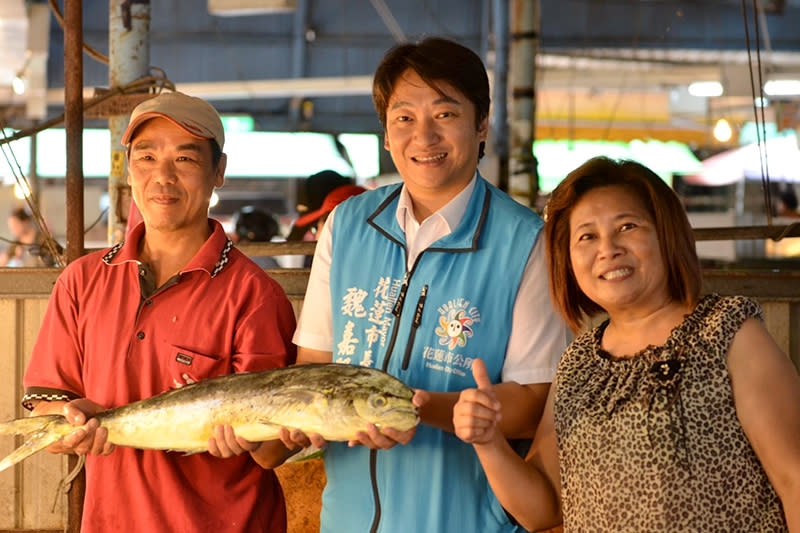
167, 344, 228, 386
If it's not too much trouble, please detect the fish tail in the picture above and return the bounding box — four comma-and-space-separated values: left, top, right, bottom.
0, 415, 65, 436
0, 415, 73, 472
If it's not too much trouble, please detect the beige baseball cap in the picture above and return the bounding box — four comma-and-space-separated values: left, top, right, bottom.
121, 91, 225, 149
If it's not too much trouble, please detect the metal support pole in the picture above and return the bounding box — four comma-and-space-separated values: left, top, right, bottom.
492, 0, 510, 193
64, 0, 85, 530
510, 0, 540, 208
28, 133, 39, 211
108, 0, 151, 244
64, 1, 84, 263
289, 0, 309, 126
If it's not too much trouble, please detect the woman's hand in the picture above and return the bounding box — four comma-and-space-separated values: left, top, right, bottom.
453, 359, 503, 445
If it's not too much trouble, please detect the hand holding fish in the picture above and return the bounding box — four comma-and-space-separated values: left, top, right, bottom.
453, 359, 503, 445
278, 427, 327, 451
278, 389, 427, 451
33, 398, 115, 457
348, 421, 415, 449
208, 424, 261, 458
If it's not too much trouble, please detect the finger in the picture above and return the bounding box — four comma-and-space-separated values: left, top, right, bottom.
348, 430, 371, 448
454, 394, 500, 422
89, 427, 109, 456
278, 427, 296, 450
102, 441, 115, 456
365, 424, 395, 449
453, 408, 497, 441
454, 389, 500, 425
223, 426, 246, 455
63, 428, 89, 454
381, 426, 415, 445
211, 426, 231, 457
207, 436, 221, 457
236, 434, 260, 453
308, 433, 328, 449
62, 405, 87, 426
472, 358, 493, 391
290, 428, 312, 449
411, 389, 429, 408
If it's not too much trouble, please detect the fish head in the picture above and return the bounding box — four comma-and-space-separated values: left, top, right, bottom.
350, 389, 419, 432
339, 368, 419, 432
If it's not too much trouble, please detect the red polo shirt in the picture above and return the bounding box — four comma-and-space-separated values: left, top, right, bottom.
23, 220, 296, 533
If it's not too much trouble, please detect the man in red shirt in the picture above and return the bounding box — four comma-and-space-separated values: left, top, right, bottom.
22, 91, 296, 532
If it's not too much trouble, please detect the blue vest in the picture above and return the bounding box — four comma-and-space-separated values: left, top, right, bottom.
323, 176, 542, 533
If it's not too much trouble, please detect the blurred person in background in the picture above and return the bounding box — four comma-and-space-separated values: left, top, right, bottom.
287, 169, 354, 241
232, 205, 282, 269
292, 184, 367, 237
0, 207, 57, 267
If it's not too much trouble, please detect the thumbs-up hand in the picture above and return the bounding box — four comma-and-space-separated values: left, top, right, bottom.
453, 358, 503, 445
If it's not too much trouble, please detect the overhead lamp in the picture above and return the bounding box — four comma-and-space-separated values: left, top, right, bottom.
688, 81, 723, 97
763, 79, 800, 97
14, 182, 32, 200
713, 118, 733, 143
208, 0, 296, 16
11, 73, 26, 95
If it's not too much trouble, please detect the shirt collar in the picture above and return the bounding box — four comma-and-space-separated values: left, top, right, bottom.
102, 219, 234, 278
395, 171, 478, 233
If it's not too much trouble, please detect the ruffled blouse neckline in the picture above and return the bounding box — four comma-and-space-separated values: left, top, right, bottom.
594, 295, 712, 364
583, 295, 716, 415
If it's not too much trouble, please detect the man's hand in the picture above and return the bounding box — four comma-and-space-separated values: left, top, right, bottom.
453, 358, 503, 445
208, 425, 262, 458
277, 427, 328, 452
49, 398, 114, 456
347, 423, 416, 449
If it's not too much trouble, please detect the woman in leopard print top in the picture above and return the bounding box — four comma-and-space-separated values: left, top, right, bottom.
453, 157, 800, 532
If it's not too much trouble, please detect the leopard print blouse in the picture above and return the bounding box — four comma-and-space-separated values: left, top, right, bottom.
554, 294, 787, 532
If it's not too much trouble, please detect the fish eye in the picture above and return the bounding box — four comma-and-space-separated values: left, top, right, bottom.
370, 395, 387, 408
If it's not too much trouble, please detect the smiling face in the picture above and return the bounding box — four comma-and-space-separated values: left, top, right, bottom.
568, 185, 672, 316
127, 117, 226, 236
383, 69, 488, 218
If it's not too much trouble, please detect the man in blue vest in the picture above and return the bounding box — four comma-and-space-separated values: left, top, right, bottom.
287, 37, 569, 532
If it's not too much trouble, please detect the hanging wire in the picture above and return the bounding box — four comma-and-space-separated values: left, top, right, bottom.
0, 130, 66, 267
752, 0, 773, 225
0, 69, 175, 147
48, 0, 109, 65
84, 207, 109, 236
741, 0, 773, 226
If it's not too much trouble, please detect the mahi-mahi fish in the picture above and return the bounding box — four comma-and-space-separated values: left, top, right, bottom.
0, 363, 418, 471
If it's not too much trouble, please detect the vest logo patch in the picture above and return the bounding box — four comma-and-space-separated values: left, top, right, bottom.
176, 352, 193, 366
435, 299, 481, 349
